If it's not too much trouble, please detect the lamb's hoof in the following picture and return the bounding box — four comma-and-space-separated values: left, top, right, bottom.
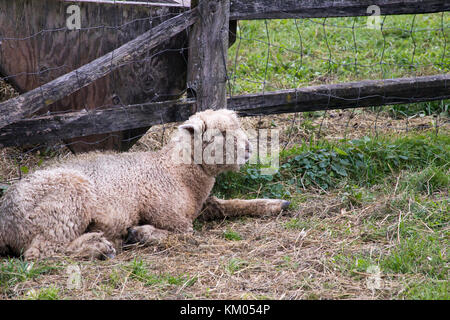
104, 251, 116, 260
99, 245, 116, 260
125, 228, 138, 245
281, 201, 291, 210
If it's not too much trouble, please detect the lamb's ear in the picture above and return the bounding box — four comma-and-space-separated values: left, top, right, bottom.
178, 124, 196, 133
178, 119, 204, 134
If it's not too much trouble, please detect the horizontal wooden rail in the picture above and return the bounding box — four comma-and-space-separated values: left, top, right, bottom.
0, 74, 448, 148
229, 74, 449, 115
62, 1, 450, 19
231, 0, 450, 20
0, 100, 195, 147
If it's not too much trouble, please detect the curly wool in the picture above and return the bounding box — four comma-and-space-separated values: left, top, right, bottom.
0, 110, 249, 259
0, 109, 288, 260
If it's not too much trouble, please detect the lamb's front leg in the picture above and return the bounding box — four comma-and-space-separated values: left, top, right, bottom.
124, 225, 171, 246
65, 232, 116, 260
197, 196, 290, 221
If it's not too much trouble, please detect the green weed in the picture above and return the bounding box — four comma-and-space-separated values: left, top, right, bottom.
213, 132, 449, 199
225, 258, 248, 275
0, 259, 59, 290
124, 259, 190, 287
223, 229, 243, 241
380, 235, 447, 279
24, 286, 60, 300
228, 15, 449, 94
402, 280, 449, 300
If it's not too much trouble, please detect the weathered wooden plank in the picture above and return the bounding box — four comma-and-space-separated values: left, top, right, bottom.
0, 7, 198, 130
0, 100, 194, 147
62, 0, 448, 18
1, 74, 448, 147
187, 0, 230, 111
230, 0, 450, 20
230, 74, 450, 115
0, 0, 191, 152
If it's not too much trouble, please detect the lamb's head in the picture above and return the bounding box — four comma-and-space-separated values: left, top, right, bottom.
173, 109, 251, 176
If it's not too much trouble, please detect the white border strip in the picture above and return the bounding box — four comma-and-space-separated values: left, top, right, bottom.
60, 0, 191, 8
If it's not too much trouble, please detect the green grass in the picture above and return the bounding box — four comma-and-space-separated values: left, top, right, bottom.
214, 129, 448, 299
283, 218, 310, 230
332, 230, 448, 292
124, 259, 192, 287
225, 258, 248, 275
24, 286, 61, 300
387, 100, 449, 119
402, 280, 448, 300
0, 259, 60, 292
400, 166, 449, 195
223, 228, 243, 241
276, 255, 300, 271
228, 14, 449, 94
107, 269, 123, 289
332, 235, 447, 277
381, 235, 447, 279
330, 189, 448, 299
213, 132, 449, 199
227, 13, 449, 122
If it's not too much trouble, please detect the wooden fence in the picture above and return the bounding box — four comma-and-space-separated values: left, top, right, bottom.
0, 0, 448, 150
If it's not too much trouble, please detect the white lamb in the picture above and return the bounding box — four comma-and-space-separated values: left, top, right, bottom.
0, 109, 289, 260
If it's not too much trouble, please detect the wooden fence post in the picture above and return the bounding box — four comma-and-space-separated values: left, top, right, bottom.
187, 0, 230, 112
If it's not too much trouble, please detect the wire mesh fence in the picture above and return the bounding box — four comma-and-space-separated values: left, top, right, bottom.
226, 12, 449, 151
0, 0, 449, 191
